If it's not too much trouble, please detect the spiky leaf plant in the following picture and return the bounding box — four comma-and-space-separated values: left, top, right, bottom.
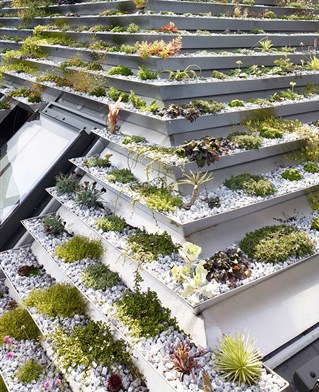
214, 332, 262, 385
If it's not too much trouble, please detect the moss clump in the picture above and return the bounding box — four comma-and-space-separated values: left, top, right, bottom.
259, 126, 283, 139
191, 99, 225, 114
0, 307, 40, 341
211, 70, 227, 80
107, 65, 133, 76
122, 135, 147, 145
84, 155, 111, 168
24, 283, 87, 318
304, 162, 319, 173
239, 225, 315, 263
107, 168, 137, 184
54, 236, 104, 263
281, 169, 302, 181
224, 173, 275, 196
81, 264, 120, 290
137, 67, 158, 80
127, 230, 179, 262
96, 214, 126, 232
116, 289, 178, 338
133, 182, 183, 212
228, 132, 262, 150
16, 360, 43, 384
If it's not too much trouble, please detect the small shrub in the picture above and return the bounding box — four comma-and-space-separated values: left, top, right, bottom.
55, 172, 80, 195
107, 65, 133, 76
127, 23, 140, 33
281, 169, 302, 181
214, 332, 262, 385
75, 181, 105, 208
122, 135, 147, 145
228, 99, 245, 108
54, 236, 104, 262
137, 66, 159, 80
228, 132, 262, 150
259, 126, 283, 139
116, 289, 178, 338
0, 307, 40, 341
108, 87, 129, 102
107, 168, 137, 184
96, 214, 126, 232
304, 162, 319, 173
84, 155, 111, 168
16, 360, 43, 384
24, 283, 87, 318
224, 173, 275, 196
127, 230, 179, 262
239, 225, 315, 263
81, 264, 120, 290
129, 90, 146, 109
42, 214, 65, 236
89, 86, 106, 97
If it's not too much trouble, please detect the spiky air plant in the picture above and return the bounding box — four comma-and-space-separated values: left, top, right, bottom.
178, 170, 213, 208
214, 332, 262, 385
107, 97, 122, 134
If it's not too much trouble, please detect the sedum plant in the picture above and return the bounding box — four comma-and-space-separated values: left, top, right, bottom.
214, 332, 262, 385
16, 360, 43, 384
224, 173, 275, 197
96, 214, 127, 232
107, 65, 133, 76
75, 181, 106, 208
81, 264, 120, 291
281, 168, 302, 181
24, 283, 87, 318
83, 155, 111, 168
107, 168, 137, 184
54, 236, 104, 262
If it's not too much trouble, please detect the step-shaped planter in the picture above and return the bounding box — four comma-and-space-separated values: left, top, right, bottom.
70, 157, 319, 240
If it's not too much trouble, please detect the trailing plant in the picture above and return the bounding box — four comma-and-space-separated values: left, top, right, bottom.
108, 97, 122, 133
137, 67, 159, 80
54, 235, 104, 262
214, 332, 262, 385
55, 172, 80, 195
42, 214, 65, 236
169, 341, 206, 381
107, 168, 137, 184
127, 230, 179, 262
107, 65, 133, 76
75, 181, 106, 208
24, 283, 87, 318
83, 155, 111, 168
204, 248, 252, 287
178, 171, 214, 207
96, 214, 127, 232
16, 360, 43, 384
81, 264, 120, 291
116, 288, 179, 338
175, 137, 221, 168
239, 225, 315, 263
281, 168, 302, 181
0, 307, 40, 341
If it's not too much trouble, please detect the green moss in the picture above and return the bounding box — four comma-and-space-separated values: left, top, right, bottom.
304, 162, 319, 173
133, 182, 183, 212
107, 87, 129, 102
107, 168, 137, 184
116, 289, 179, 338
224, 173, 275, 196
54, 236, 104, 263
127, 230, 179, 262
122, 135, 147, 145
108, 65, 133, 76
228, 132, 262, 150
259, 126, 283, 139
0, 307, 40, 341
96, 214, 126, 232
84, 156, 111, 168
281, 169, 302, 181
24, 283, 87, 318
191, 99, 225, 114
81, 264, 120, 290
16, 360, 43, 384
89, 86, 106, 97
239, 225, 315, 263
60, 57, 85, 69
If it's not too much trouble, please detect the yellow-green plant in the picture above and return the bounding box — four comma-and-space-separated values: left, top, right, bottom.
306, 56, 319, 70
178, 171, 213, 207
171, 242, 202, 282
214, 332, 262, 385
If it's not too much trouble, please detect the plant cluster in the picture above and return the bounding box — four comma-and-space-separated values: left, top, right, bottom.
83, 155, 111, 168
239, 225, 315, 263
81, 264, 120, 291
96, 214, 127, 232
122, 135, 147, 145
281, 168, 302, 181
137, 36, 182, 60
55, 172, 81, 195
108, 87, 129, 102
107, 168, 137, 184
107, 65, 133, 76
304, 162, 319, 173
0, 307, 40, 341
204, 248, 252, 287
17, 265, 42, 277
42, 214, 65, 236
137, 67, 159, 80
24, 283, 87, 318
116, 288, 178, 338
127, 230, 179, 262
224, 173, 275, 197
228, 132, 262, 150
75, 181, 106, 208
54, 235, 104, 263
16, 360, 43, 384
8, 87, 42, 103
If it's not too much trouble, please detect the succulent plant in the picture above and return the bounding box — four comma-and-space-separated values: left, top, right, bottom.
17, 265, 42, 277
42, 214, 65, 236
107, 374, 123, 392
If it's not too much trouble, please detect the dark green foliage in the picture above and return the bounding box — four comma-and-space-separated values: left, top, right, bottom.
175, 137, 221, 168
259, 126, 283, 139
108, 87, 129, 102
24, 283, 87, 318
54, 235, 104, 262
84, 155, 111, 168
122, 135, 147, 145
96, 214, 126, 232
281, 169, 302, 181
116, 289, 178, 338
127, 230, 179, 262
224, 173, 275, 196
191, 100, 225, 114
42, 214, 65, 236
159, 104, 201, 122
107, 168, 137, 184
0, 307, 40, 341
108, 65, 133, 76
16, 360, 43, 384
239, 225, 315, 263
55, 172, 80, 195
75, 181, 105, 208
81, 264, 120, 290
204, 248, 252, 287
138, 67, 159, 80
89, 86, 107, 97
304, 162, 319, 173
